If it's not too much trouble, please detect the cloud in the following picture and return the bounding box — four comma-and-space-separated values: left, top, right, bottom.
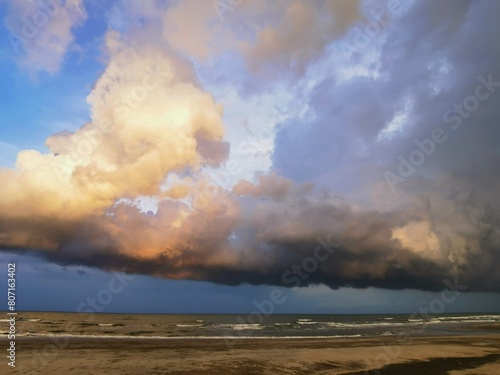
3, 0, 87, 74
240, 0, 361, 77
0, 29, 226, 248
1, 0, 500, 294
116, 0, 362, 79
4, 171, 500, 293
271, 0, 500, 289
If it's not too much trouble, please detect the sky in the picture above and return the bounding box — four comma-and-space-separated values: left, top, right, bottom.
0, 0, 500, 314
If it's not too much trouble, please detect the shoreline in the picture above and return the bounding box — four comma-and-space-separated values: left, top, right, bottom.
2, 324, 498, 341
6, 334, 500, 374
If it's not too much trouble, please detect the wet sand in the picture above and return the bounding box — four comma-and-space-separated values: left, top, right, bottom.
5, 334, 500, 375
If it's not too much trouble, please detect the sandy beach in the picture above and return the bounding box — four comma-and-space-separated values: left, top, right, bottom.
5, 334, 500, 375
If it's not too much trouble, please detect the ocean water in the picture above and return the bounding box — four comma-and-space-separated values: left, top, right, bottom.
1, 312, 499, 339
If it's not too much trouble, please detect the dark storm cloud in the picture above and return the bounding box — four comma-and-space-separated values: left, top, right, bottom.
271, 0, 500, 290
5, 173, 498, 293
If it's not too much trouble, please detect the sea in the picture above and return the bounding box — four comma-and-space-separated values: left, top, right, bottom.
1, 312, 499, 340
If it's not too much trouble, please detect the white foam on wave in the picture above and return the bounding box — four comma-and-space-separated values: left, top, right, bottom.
323, 322, 413, 328
176, 324, 203, 328
381, 331, 395, 336
216, 323, 264, 330
456, 319, 496, 323
438, 315, 500, 321
233, 324, 263, 330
